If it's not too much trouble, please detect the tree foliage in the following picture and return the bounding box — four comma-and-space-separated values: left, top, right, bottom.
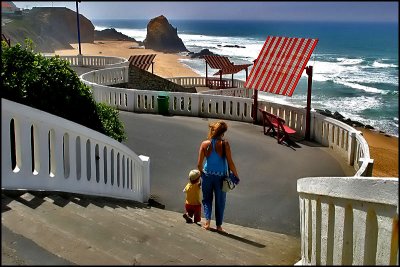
1, 39, 126, 142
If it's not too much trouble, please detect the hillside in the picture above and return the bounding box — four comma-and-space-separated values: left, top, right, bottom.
2, 7, 94, 52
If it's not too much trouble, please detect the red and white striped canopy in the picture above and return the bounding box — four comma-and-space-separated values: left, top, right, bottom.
245, 36, 318, 96
213, 64, 252, 75
204, 55, 252, 76
204, 55, 233, 69
128, 54, 156, 70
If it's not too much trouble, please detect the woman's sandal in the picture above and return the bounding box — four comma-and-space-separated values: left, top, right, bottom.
217, 226, 227, 233
202, 223, 211, 230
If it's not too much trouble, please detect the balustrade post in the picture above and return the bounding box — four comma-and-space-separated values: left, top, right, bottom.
357, 158, 374, 177
77, 54, 83, 67
348, 131, 357, 166
139, 155, 150, 202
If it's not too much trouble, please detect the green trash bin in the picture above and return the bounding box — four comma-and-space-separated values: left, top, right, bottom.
157, 94, 169, 115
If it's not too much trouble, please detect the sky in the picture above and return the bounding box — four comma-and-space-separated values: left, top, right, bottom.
14, 1, 399, 22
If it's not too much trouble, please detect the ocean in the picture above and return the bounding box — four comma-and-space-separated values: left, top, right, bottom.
92, 19, 399, 137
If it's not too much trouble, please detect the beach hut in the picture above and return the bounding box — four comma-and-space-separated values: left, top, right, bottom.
245, 36, 318, 140
204, 55, 252, 89
128, 54, 156, 73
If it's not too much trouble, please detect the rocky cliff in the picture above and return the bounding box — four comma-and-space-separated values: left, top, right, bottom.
2, 7, 94, 52
143, 15, 188, 53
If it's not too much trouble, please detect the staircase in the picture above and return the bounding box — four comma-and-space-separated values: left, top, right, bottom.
2, 191, 301, 265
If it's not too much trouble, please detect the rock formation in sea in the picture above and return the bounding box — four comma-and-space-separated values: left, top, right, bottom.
314, 109, 374, 130
188, 48, 219, 58
2, 7, 94, 52
143, 15, 188, 53
94, 28, 136, 42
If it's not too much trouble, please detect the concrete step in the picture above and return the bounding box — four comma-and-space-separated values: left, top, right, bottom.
2, 191, 301, 265
2, 193, 187, 265
2, 194, 125, 265
85, 194, 297, 264
44, 193, 267, 265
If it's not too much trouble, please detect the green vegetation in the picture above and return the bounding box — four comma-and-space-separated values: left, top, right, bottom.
1, 39, 126, 142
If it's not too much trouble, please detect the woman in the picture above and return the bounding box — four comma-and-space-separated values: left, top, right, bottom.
197, 120, 239, 232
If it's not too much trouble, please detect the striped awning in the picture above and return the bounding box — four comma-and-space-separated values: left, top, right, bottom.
244, 36, 318, 96
205, 55, 252, 76
213, 64, 252, 75
128, 54, 156, 71
204, 55, 233, 69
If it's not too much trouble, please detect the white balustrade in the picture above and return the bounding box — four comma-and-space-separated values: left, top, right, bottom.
44, 55, 128, 68
297, 177, 398, 265
3, 54, 391, 265
166, 76, 246, 89
80, 66, 129, 86
79, 66, 373, 176
1, 99, 150, 203
200, 87, 252, 98
258, 100, 307, 136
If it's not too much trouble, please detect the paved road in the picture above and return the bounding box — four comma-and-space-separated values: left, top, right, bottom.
119, 111, 354, 237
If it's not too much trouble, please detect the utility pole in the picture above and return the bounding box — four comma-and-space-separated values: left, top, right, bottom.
305, 66, 313, 141
75, 1, 82, 55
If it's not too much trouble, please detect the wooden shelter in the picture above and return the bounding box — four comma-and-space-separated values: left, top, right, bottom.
128, 54, 156, 73
244, 36, 318, 140
204, 55, 252, 89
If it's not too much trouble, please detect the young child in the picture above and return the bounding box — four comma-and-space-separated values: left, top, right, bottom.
182, 169, 202, 224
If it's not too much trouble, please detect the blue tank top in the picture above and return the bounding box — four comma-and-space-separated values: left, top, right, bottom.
203, 139, 227, 176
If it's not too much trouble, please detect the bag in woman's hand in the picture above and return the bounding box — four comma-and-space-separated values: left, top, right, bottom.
222, 177, 235, 192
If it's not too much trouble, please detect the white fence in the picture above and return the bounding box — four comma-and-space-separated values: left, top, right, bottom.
45, 55, 128, 68
1, 99, 150, 203
3, 55, 395, 265
82, 69, 373, 177
81, 68, 254, 122
166, 76, 246, 89
257, 102, 374, 177
297, 177, 398, 265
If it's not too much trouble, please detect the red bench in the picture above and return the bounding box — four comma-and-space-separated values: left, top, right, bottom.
258, 108, 296, 144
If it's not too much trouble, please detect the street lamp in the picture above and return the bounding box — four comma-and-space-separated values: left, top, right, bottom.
75, 1, 82, 55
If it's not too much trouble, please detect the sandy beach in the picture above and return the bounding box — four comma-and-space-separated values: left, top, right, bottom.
55, 41, 398, 178
54, 41, 200, 78
357, 128, 398, 177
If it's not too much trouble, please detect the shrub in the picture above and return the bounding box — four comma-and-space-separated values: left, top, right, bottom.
96, 103, 126, 142
1, 39, 126, 142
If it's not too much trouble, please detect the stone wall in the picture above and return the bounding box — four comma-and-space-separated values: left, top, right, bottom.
127, 65, 196, 93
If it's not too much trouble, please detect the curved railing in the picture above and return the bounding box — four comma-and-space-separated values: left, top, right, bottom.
297, 177, 398, 265
3, 54, 393, 265
257, 102, 373, 177
81, 69, 374, 177
44, 54, 128, 68
80, 67, 392, 265
81, 66, 129, 86
81, 68, 254, 122
1, 98, 150, 203
166, 76, 246, 89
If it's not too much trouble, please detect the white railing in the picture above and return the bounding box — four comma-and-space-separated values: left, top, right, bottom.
81, 66, 129, 86
1, 99, 150, 203
311, 112, 374, 176
166, 76, 246, 89
7, 55, 390, 265
297, 177, 398, 265
44, 55, 129, 68
82, 81, 254, 123
200, 87, 252, 98
81, 69, 374, 177
257, 100, 307, 137
243, 98, 374, 177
